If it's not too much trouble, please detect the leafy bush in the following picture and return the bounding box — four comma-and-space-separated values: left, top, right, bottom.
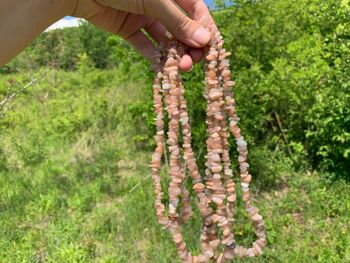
0, 0, 348, 180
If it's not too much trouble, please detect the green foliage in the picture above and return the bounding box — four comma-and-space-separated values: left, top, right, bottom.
76, 53, 95, 74
0, 70, 349, 262
0, 70, 155, 261
0, 0, 349, 261
78, 22, 115, 69
0, 22, 119, 72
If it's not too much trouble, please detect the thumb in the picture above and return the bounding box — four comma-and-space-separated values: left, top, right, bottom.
153, 0, 211, 48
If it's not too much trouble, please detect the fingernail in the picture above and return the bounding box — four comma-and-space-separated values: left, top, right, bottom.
193, 27, 211, 46
187, 64, 193, 72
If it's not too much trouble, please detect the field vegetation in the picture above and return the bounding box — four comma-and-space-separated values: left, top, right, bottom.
0, 0, 349, 262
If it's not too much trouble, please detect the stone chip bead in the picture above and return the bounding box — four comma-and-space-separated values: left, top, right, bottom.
193, 183, 205, 191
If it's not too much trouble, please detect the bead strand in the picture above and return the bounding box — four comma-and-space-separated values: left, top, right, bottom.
150, 27, 266, 262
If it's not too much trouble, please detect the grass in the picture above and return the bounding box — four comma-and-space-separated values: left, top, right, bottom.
0, 70, 349, 262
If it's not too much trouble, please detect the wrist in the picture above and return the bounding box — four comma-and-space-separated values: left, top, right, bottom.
0, 0, 77, 66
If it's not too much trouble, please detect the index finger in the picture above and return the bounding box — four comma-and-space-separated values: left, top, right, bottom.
174, 0, 216, 28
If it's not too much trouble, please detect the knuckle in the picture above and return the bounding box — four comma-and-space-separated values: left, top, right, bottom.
175, 15, 192, 33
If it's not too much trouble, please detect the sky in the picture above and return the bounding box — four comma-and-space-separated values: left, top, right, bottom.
46, 16, 82, 31
46, 0, 215, 31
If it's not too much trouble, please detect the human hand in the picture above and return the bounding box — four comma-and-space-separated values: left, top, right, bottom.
70, 0, 216, 71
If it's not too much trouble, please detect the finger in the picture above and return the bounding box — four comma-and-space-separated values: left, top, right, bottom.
90, 3, 200, 69
87, 8, 129, 34
175, 0, 215, 27
126, 30, 157, 59
97, 0, 211, 48
144, 20, 196, 71
144, 20, 168, 46
96, 0, 145, 14
189, 48, 204, 63
116, 14, 161, 61
97, 0, 210, 48
153, 0, 211, 48
113, 13, 153, 39
90, 8, 155, 40
128, 29, 193, 71
87, 8, 157, 61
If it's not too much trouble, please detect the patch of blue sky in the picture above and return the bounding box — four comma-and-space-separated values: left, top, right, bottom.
63, 16, 76, 21
204, 0, 216, 9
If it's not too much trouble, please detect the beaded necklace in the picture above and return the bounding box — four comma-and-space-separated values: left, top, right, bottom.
150, 28, 266, 262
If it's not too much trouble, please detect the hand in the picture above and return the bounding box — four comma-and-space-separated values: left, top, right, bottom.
70, 0, 216, 71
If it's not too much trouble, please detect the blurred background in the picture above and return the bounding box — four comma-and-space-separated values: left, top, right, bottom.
0, 0, 349, 262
